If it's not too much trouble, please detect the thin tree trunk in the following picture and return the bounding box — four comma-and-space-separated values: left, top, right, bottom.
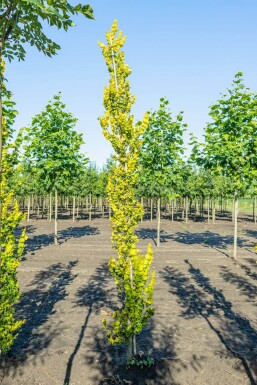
150, 198, 153, 221
212, 198, 216, 224
0, 59, 3, 271
127, 335, 137, 360
181, 200, 185, 221
42, 196, 45, 219
27, 196, 30, 222
31, 194, 34, 215
89, 193, 92, 221
141, 197, 143, 222
185, 196, 188, 223
254, 195, 257, 225
127, 260, 136, 360
195, 198, 199, 216
171, 199, 174, 222
54, 189, 58, 245
253, 196, 256, 224
37, 197, 39, 215
49, 192, 52, 222
157, 197, 161, 247
233, 193, 239, 261
73, 196, 75, 222
207, 196, 210, 224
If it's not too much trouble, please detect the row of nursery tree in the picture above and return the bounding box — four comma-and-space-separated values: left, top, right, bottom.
5, 73, 257, 255
1, 1, 257, 371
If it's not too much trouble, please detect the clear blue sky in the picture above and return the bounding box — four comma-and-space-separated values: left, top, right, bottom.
5, 0, 257, 167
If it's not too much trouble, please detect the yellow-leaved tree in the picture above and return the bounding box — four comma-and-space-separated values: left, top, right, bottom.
0, 62, 26, 355
98, 20, 155, 360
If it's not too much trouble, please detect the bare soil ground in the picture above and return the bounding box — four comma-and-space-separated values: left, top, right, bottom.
1, 213, 257, 385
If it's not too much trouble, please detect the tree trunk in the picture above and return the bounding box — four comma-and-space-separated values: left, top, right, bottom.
127, 260, 136, 360
47, 196, 50, 221
207, 196, 210, 224
195, 199, 199, 216
31, 194, 34, 216
157, 197, 161, 247
0, 61, 3, 270
89, 193, 92, 221
233, 193, 239, 261
54, 189, 58, 245
27, 196, 30, 222
253, 196, 256, 224
141, 197, 143, 222
42, 196, 45, 219
212, 198, 216, 224
109, 200, 111, 219
185, 196, 188, 223
127, 335, 137, 361
150, 198, 153, 221
73, 196, 75, 222
181, 202, 184, 221
171, 199, 174, 222
49, 192, 52, 222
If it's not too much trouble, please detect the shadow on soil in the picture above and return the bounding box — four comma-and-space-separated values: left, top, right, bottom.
24, 225, 100, 254
220, 265, 257, 301
1, 261, 78, 378
239, 258, 257, 281
84, 321, 185, 385
63, 265, 201, 385
136, 228, 252, 256
63, 262, 117, 385
161, 260, 257, 384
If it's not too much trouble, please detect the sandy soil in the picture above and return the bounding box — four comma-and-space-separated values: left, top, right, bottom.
1, 213, 257, 385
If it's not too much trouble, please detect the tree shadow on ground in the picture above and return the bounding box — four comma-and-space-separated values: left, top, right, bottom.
161, 261, 257, 384
20, 224, 37, 234
136, 228, 251, 254
0, 261, 78, 378
24, 225, 100, 253
63, 263, 118, 385
82, 315, 204, 385
244, 229, 257, 240
135, 228, 157, 246
60, 260, 198, 385
66, 265, 202, 385
238, 258, 257, 282
220, 266, 257, 302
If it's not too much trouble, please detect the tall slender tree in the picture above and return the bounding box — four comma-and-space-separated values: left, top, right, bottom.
99, 20, 155, 359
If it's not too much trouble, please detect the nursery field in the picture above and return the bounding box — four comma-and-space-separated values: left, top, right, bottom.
1, 214, 257, 385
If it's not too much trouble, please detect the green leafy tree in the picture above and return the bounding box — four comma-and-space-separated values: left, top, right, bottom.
23, 93, 87, 244
0, 0, 94, 215
0, 1, 94, 353
99, 20, 155, 359
191, 73, 257, 260
139, 97, 186, 246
